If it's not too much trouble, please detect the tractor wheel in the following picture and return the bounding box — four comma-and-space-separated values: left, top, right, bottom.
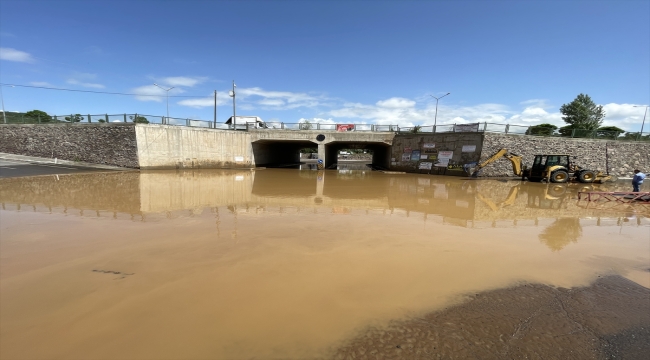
577, 170, 596, 183
550, 169, 569, 183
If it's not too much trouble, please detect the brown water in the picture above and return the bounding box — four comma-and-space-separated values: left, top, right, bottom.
0, 169, 648, 359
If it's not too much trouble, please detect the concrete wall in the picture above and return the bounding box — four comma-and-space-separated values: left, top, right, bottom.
0, 124, 138, 168
389, 133, 484, 175
135, 124, 254, 169
480, 133, 650, 178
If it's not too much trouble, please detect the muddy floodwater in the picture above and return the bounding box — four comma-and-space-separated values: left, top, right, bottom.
1, 169, 648, 359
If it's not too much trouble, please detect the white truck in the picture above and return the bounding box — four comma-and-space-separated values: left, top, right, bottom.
225, 116, 267, 130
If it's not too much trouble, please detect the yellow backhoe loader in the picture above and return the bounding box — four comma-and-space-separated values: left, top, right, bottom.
466, 149, 614, 183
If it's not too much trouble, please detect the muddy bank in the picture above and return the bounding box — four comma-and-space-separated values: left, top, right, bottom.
332, 275, 650, 360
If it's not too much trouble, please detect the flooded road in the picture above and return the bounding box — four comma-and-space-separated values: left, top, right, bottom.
1, 169, 648, 359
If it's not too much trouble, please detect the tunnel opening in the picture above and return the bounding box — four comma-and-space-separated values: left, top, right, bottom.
252, 140, 317, 168
252, 139, 392, 170
324, 142, 391, 170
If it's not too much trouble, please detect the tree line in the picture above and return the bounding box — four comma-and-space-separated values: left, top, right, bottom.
9, 110, 149, 124
526, 93, 642, 140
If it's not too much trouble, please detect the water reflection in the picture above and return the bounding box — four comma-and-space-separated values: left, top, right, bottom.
539, 218, 583, 251
1, 170, 648, 230
1, 169, 648, 359
298, 162, 371, 170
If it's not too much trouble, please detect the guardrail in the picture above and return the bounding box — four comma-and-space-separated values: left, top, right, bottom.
2, 112, 648, 141
397, 123, 650, 142
0, 113, 398, 132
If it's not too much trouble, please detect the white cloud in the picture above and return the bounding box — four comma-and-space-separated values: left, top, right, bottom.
238, 87, 325, 109
328, 97, 644, 131
376, 97, 416, 108
66, 72, 105, 89
177, 92, 230, 108
177, 86, 327, 110
299, 117, 337, 124
132, 85, 167, 102
0, 48, 34, 63
601, 103, 649, 129
159, 76, 206, 87
258, 99, 285, 107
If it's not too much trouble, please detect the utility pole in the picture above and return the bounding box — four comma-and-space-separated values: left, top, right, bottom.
232, 81, 236, 128
213, 90, 217, 128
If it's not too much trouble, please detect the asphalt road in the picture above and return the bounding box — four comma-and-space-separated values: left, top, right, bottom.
0, 159, 107, 178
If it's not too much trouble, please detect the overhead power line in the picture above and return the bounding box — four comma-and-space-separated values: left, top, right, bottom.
0, 83, 207, 98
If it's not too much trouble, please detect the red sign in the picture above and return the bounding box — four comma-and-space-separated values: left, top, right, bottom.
337, 124, 355, 132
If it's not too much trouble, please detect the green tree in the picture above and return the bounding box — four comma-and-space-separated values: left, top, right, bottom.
24, 109, 51, 123
559, 94, 605, 132
526, 123, 557, 136
300, 120, 313, 130
596, 126, 624, 139
65, 114, 84, 122
129, 115, 149, 124
410, 125, 422, 133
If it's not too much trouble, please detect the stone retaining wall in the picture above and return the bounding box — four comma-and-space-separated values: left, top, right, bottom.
481, 133, 650, 178
0, 124, 138, 168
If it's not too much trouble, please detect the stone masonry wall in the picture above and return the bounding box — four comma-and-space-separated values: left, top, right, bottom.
480, 133, 650, 178
0, 124, 139, 168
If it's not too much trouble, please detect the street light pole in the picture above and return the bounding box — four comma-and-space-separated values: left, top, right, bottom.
633, 105, 649, 138
214, 90, 217, 128
229, 81, 236, 128
430, 92, 451, 127
153, 83, 175, 121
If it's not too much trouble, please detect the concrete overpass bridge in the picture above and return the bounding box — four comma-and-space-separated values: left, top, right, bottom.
111, 124, 400, 169
249, 129, 395, 168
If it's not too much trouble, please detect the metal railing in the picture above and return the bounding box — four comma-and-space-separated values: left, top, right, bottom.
1, 112, 397, 132
2, 112, 648, 141
397, 122, 650, 142
1, 112, 231, 129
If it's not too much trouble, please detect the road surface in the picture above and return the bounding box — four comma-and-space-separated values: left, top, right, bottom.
0, 159, 108, 178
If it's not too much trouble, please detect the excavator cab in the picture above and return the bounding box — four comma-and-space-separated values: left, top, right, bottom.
528, 155, 571, 182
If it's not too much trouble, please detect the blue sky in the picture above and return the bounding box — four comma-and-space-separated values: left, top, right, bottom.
1, 0, 649, 130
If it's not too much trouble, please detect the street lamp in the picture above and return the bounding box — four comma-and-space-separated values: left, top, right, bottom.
153, 83, 175, 120
633, 105, 649, 138
228, 81, 236, 128
430, 92, 451, 127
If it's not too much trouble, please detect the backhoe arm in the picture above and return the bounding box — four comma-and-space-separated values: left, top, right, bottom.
469, 149, 508, 176
468, 149, 523, 177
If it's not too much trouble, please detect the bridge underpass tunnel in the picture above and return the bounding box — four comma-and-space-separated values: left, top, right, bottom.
252, 140, 317, 167
323, 142, 391, 169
